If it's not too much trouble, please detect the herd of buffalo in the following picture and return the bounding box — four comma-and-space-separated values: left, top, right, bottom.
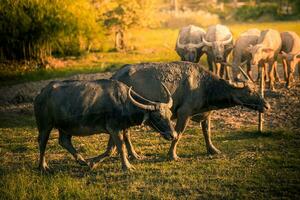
34, 24, 299, 171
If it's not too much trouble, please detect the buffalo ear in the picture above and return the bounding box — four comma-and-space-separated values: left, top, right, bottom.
201, 46, 209, 53
295, 51, 300, 59
246, 45, 253, 52
262, 48, 274, 53
226, 44, 234, 52
280, 51, 287, 59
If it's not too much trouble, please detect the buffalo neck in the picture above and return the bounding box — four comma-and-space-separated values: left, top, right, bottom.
203, 77, 237, 110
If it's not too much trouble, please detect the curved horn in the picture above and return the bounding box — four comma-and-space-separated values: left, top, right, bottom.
238, 60, 254, 82
161, 83, 173, 108
222, 34, 233, 45
128, 87, 156, 111
187, 42, 204, 49
202, 37, 213, 47
176, 36, 186, 49
130, 89, 157, 105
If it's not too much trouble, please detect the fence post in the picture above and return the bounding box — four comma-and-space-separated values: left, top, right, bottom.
259, 66, 264, 132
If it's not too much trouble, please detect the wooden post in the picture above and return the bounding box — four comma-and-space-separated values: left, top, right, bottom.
259, 66, 264, 132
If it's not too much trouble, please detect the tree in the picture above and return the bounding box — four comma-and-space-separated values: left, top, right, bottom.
98, 0, 158, 51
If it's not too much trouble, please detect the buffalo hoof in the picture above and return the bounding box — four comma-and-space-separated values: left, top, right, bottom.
207, 147, 221, 155
129, 153, 144, 160
76, 156, 89, 167
275, 77, 281, 82
168, 153, 180, 161
122, 164, 136, 172
269, 87, 276, 92
87, 160, 97, 170
39, 163, 50, 173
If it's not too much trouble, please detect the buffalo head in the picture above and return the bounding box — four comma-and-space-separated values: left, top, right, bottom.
128, 83, 177, 141
176, 37, 203, 63
203, 35, 233, 62
227, 66, 270, 112
247, 44, 274, 66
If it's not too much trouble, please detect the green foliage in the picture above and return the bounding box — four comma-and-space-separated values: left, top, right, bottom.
234, 4, 278, 22
101, 0, 158, 31
97, 0, 159, 50
0, 0, 100, 62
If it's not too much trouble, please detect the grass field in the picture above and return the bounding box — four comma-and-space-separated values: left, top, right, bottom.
0, 113, 299, 199
0, 21, 300, 199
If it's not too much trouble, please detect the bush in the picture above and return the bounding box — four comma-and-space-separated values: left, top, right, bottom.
234, 4, 278, 22
0, 0, 100, 62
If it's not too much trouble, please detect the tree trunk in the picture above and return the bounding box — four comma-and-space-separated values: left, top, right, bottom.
115, 30, 125, 51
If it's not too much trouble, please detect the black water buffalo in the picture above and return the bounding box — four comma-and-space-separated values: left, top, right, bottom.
34, 79, 177, 171
90, 61, 270, 162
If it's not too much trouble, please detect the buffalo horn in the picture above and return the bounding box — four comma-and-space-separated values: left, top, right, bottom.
161, 83, 173, 108
237, 60, 254, 82
202, 37, 213, 47
128, 87, 156, 111
176, 36, 186, 49
222, 34, 233, 45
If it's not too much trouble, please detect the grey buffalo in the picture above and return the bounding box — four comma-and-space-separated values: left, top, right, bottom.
34, 79, 177, 171
232, 28, 261, 81
101, 61, 270, 161
175, 25, 206, 63
280, 31, 300, 88
203, 24, 234, 80
247, 29, 282, 90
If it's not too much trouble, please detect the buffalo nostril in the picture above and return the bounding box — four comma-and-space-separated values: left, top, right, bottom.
216, 56, 222, 61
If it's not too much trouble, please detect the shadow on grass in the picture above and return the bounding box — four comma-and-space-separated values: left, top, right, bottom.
217, 129, 286, 142
0, 113, 36, 128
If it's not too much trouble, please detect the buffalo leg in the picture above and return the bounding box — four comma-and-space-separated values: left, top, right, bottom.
123, 130, 142, 160
109, 130, 135, 171
201, 115, 221, 155
224, 65, 231, 80
220, 63, 230, 80
216, 63, 221, 77
87, 136, 116, 168
168, 108, 190, 161
38, 127, 52, 172
268, 61, 276, 91
273, 61, 281, 82
207, 55, 214, 73
295, 61, 300, 80
58, 132, 87, 166
246, 60, 254, 82
264, 63, 269, 82
282, 59, 288, 81
287, 61, 296, 88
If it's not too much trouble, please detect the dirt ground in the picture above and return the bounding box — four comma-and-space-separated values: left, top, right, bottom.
0, 70, 299, 133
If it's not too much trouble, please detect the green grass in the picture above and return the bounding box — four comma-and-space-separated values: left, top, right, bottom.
1, 21, 299, 87
0, 113, 299, 199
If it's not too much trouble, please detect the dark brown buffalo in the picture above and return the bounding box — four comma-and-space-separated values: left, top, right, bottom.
91, 62, 270, 162
34, 79, 177, 171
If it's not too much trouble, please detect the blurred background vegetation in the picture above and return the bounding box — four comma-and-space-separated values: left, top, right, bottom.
0, 0, 299, 82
